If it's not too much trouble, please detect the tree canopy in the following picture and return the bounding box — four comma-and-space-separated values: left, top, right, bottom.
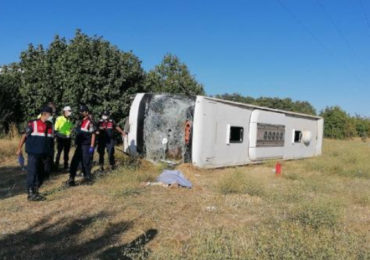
145, 54, 204, 96
0, 64, 23, 133
320, 106, 356, 139
18, 30, 145, 126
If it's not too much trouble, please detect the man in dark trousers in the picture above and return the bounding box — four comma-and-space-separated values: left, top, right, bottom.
97, 111, 125, 171
16, 106, 54, 201
67, 105, 96, 186
38, 102, 56, 176
54, 106, 73, 170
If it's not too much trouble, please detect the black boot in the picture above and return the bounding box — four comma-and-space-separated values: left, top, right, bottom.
64, 163, 69, 171
99, 165, 104, 172
27, 188, 44, 201
53, 162, 59, 172
67, 177, 76, 187
34, 187, 45, 201
81, 175, 93, 185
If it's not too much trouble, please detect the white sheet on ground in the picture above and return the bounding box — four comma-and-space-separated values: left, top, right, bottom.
156, 170, 192, 188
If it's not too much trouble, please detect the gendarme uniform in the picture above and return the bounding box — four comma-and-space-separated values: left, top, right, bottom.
97, 118, 117, 169
37, 112, 55, 177
25, 117, 54, 195
69, 110, 96, 184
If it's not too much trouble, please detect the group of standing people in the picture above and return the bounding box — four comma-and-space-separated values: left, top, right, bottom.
16, 103, 127, 201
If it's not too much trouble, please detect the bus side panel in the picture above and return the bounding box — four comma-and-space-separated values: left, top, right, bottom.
249, 110, 286, 161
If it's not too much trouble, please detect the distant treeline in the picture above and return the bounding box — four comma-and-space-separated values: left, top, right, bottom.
0, 29, 369, 140
216, 93, 370, 140
214, 93, 317, 115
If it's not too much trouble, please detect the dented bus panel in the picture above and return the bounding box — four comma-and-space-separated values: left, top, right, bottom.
126, 94, 195, 163
126, 94, 323, 168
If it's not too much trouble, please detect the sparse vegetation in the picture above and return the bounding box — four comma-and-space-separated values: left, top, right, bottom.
303, 139, 370, 179
0, 138, 369, 259
0, 135, 19, 163
288, 199, 342, 229
178, 223, 367, 260
216, 170, 265, 197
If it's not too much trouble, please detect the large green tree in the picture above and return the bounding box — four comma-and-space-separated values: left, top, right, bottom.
19, 30, 145, 126
0, 64, 23, 133
145, 54, 204, 96
320, 106, 357, 139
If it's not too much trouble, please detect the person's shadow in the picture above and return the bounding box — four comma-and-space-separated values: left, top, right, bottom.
98, 229, 158, 259
0, 165, 26, 199
0, 210, 158, 259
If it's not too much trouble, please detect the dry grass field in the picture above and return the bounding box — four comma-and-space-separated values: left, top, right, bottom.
0, 137, 369, 259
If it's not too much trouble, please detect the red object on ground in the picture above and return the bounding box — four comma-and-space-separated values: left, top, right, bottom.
275, 162, 282, 176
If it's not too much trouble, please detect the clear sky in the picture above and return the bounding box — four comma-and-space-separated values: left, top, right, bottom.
1, 0, 369, 116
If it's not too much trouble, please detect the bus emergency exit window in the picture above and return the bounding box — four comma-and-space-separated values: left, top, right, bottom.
230, 126, 244, 143
294, 130, 302, 143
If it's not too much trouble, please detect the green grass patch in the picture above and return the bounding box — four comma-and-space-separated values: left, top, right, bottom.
168, 223, 368, 260
288, 199, 342, 229
304, 139, 370, 179
95, 163, 160, 199
216, 170, 265, 196
283, 171, 303, 181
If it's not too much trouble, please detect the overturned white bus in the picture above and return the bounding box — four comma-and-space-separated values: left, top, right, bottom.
124, 93, 323, 168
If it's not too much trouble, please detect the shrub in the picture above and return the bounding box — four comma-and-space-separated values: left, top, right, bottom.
320, 106, 357, 139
